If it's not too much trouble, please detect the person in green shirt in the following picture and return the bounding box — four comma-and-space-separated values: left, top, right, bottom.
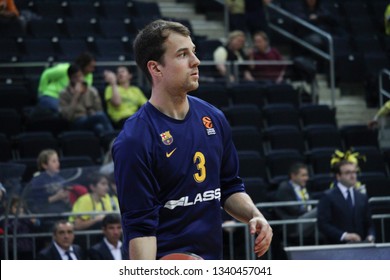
37, 52, 96, 112
103, 66, 148, 129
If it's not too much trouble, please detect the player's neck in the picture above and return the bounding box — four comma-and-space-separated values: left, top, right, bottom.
149, 91, 189, 120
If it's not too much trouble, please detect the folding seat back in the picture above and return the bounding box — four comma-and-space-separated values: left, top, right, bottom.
340, 125, 379, 149
0, 133, 12, 162
300, 104, 337, 127
265, 84, 300, 108
15, 132, 59, 159
58, 131, 103, 164
304, 124, 343, 150
237, 151, 266, 179
222, 104, 263, 130
266, 149, 304, 185
231, 126, 264, 155
0, 109, 22, 137
243, 177, 268, 204
190, 84, 230, 109
265, 126, 305, 153
230, 83, 267, 108
263, 103, 300, 128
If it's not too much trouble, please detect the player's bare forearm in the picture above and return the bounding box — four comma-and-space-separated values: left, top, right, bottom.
224, 192, 273, 257
129, 236, 157, 260
224, 192, 263, 223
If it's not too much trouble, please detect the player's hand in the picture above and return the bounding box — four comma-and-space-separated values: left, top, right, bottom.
249, 217, 272, 257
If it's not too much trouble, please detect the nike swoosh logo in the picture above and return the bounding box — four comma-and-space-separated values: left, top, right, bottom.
166, 148, 177, 158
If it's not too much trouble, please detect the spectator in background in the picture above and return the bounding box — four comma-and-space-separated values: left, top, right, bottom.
249, 31, 285, 83
227, 0, 246, 32
245, 0, 272, 36
368, 100, 390, 129
5, 196, 40, 259
69, 172, 119, 231
37, 52, 96, 113
28, 149, 71, 215
213, 30, 254, 83
385, 3, 390, 35
36, 220, 85, 260
330, 149, 367, 194
274, 163, 317, 239
296, 0, 339, 49
317, 160, 375, 244
103, 66, 148, 129
88, 213, 124, 260
59, 64, 114, 136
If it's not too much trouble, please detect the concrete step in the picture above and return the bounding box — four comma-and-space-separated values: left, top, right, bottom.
159, 3, 206, 21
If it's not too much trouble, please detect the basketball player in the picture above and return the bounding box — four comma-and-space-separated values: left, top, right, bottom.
112, 19, 272, 260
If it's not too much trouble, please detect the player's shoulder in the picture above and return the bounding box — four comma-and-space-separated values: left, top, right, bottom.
113, 105, 154, 148
188, 95, 225, 118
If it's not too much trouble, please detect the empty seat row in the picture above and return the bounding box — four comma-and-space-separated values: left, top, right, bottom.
230, 124, 379, 156
0, 130, 119, 163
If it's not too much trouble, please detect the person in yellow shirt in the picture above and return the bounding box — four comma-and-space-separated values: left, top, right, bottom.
103, 66, 148, 129
385, 4, 390, 35
70, 172, 119, 231
368, 100, 390, 129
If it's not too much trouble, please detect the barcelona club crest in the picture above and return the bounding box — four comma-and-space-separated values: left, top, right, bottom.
160, 131, 174, 145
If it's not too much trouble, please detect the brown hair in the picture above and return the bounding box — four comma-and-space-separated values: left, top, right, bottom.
133, 19, 191, 84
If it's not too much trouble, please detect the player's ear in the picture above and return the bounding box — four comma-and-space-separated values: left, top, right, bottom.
147, 60, 162, 78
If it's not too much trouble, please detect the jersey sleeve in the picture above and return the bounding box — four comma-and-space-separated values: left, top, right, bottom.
112, 119, 161, 240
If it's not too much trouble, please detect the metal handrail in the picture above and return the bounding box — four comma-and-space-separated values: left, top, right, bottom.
379, 69, 390, 107
266, 2, 335, 107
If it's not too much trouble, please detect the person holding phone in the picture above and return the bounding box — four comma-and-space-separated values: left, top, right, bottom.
59, 64, 114, 136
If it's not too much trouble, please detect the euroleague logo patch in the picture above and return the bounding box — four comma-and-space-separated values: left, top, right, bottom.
202, 116, 216, 136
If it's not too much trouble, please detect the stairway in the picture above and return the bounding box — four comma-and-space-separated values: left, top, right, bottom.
144, 0, 226, 40
315, 77, 377, 127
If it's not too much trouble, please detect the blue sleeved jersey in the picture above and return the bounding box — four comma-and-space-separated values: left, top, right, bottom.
112, 95, 245, 260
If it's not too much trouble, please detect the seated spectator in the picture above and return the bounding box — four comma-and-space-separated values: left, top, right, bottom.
36, 220, 85, 260
274, 163, 317, 239
330, 150, 367, 194
249, 31, 285, 83
317, 160, 375, 244
28, 149, 71, 215
69, 172, 119, 231
368, 100, 390, 129
103, 66, 148, 129
213, 30, 254, 83
5, 196, 40, 259
88, 213, 124, 260
59, 64, 114, 136
37, 52, 96, 113
296, 0, 340, 49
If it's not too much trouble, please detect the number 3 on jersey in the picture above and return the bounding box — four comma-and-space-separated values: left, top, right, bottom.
193, 151, 206, 183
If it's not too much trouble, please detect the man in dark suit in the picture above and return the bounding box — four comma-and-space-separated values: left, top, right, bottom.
317, 160, 375, 244
89, 213, 124, 260
36, 220, 85, 260
274, 162, 317, 238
